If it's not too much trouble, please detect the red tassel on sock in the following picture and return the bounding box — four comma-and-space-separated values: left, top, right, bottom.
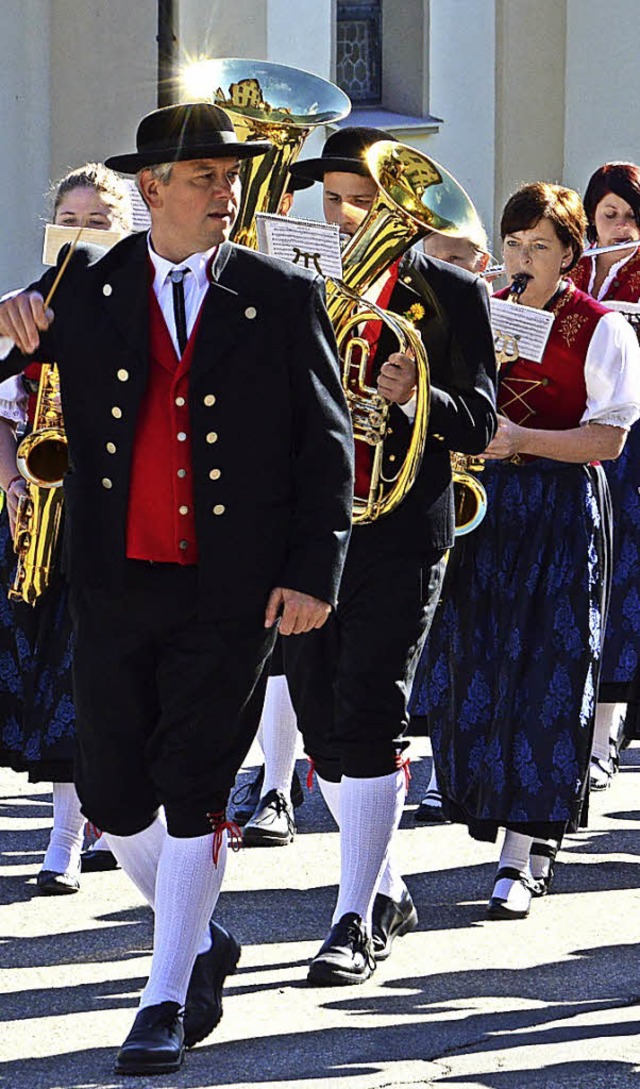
206, 810, 243, 866
306, 758, 316, 791
395, 754, 411, 792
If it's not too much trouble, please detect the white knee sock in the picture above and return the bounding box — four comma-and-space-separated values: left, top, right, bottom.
261, 676, 299, 797
424, 759, 441, 799
139, 834, 226, 1010
332, 771, 406, 934
89, 833, 112, 853
592, 702, 626, 760
317, 774, 341, 828
105, 814, 168, 907
42, 783, 85, 875
498, 829, 533, 874
318, 774, 406, 906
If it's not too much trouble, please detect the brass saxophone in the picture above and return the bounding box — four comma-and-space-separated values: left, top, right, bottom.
9, 364, 68, 605
452, 272, 530, 536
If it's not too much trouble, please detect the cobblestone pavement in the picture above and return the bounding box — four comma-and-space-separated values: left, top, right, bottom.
1, 737, 640, 1089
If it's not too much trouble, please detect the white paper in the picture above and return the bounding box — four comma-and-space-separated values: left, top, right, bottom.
255, 213, 343, 278
490, 298, 555, 363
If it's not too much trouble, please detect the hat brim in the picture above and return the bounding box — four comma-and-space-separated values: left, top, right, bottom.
289, 157, 372, 183
105, 140, 271, 175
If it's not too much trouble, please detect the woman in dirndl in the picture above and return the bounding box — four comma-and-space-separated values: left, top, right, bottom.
569, 162, 640, 786
421, 182, 640, 919
0, 164, 132, 892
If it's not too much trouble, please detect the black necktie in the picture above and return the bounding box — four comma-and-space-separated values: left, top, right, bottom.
170, 268, 189, 355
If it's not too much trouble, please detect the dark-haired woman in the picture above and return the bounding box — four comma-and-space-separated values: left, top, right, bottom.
423, 182, 640, 920
0, 164, 132, 892
570, 162, 640, 785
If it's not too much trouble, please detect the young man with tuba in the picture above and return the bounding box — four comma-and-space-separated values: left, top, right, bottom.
284, 127, 497, 985
0, 102, 353, 1073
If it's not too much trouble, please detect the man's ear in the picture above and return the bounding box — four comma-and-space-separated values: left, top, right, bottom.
138, 170, 163, 210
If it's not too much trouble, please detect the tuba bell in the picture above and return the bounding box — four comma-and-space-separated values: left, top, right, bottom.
184, 58, 351, 249
326, 139, 483, 524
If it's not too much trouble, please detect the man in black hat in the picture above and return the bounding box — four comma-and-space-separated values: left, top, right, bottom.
0, 102, 353, 1072
284, 127, 497, 985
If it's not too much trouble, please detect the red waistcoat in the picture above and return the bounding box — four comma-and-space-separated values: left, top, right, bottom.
125, 285, 205, 564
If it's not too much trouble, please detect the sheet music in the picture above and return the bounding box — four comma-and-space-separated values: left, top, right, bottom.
42, 224, 125, 266
255, 213, 343, 278
490, 298, 555, 363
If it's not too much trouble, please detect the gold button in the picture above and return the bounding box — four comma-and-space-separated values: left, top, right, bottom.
177, 468, 187, 478
432, 433, 444, 441
245, 306, 257, 319
204, 394, 216, 407
177, 431, 187, 442
403, 276, 412, 284
111, 406, 122, 419
179, 505, 189, 515
213, 504, 225, 515
209, 468, 221, 481
175, 396, 186, 407
106, 442, 116, 454
206, 431, 218, 444
101, 477, 113, 489
389, 454, 396, 462
117, 369, 129, 382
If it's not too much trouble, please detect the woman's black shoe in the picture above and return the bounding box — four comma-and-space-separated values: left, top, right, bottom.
184, 920, 241, 1047
80, 846, 120, 872
115, 1002, 184, 1075
371, 889, 418, 960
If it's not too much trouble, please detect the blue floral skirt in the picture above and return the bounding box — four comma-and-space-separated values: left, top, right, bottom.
0, 505, 75, 782
412, 458, 611, 842
600, 420, 640, 701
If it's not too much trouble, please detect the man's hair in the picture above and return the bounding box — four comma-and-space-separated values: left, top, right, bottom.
500, 182, 586, 271
135, 162, 174, 208
51, 162, 133, 230
583, 161, 640, 243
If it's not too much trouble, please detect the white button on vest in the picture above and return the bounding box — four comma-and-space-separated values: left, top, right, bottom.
204, 394, 216, 407
102, 477, 113, 489
179, 505, 189, 515
111, 406, 122, 419
206, 432, 218, 444
213, 504, 225, 515
117, 369, 129, 382
245, 306, 257, 320
177, 431, 187, 442
103, 284, 113, 296
175, 396, 186, 407
209, 468, 221, 480
106, 442, 116, 454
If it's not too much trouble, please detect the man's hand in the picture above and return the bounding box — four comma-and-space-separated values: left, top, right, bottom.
0, 292, 54, 355
483, 414, 522, 460
264, 587, 331, 635
377, 351, 416, 405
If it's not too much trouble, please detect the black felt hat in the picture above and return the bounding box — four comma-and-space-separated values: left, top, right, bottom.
289, 126, 393, 183
105, 102, 270, 174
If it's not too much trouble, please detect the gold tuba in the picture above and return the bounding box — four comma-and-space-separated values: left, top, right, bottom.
9, 364, 68, 604
185, 58, 351, 249
326, 140, 482, 523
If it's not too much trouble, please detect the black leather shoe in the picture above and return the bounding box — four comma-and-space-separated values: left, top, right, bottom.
80, 846, 119, 873
183, 920, 241, 1048
231, 767, 265, 825
36, 869, 80, 895
414, 788, 448, 823
243, 789, 296, 846
115, 1001, 184, 1075
307, 913, 376, 986
371, 889, 418, 960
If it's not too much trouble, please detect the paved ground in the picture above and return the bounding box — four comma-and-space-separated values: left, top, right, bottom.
1, 737, 640, 1089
